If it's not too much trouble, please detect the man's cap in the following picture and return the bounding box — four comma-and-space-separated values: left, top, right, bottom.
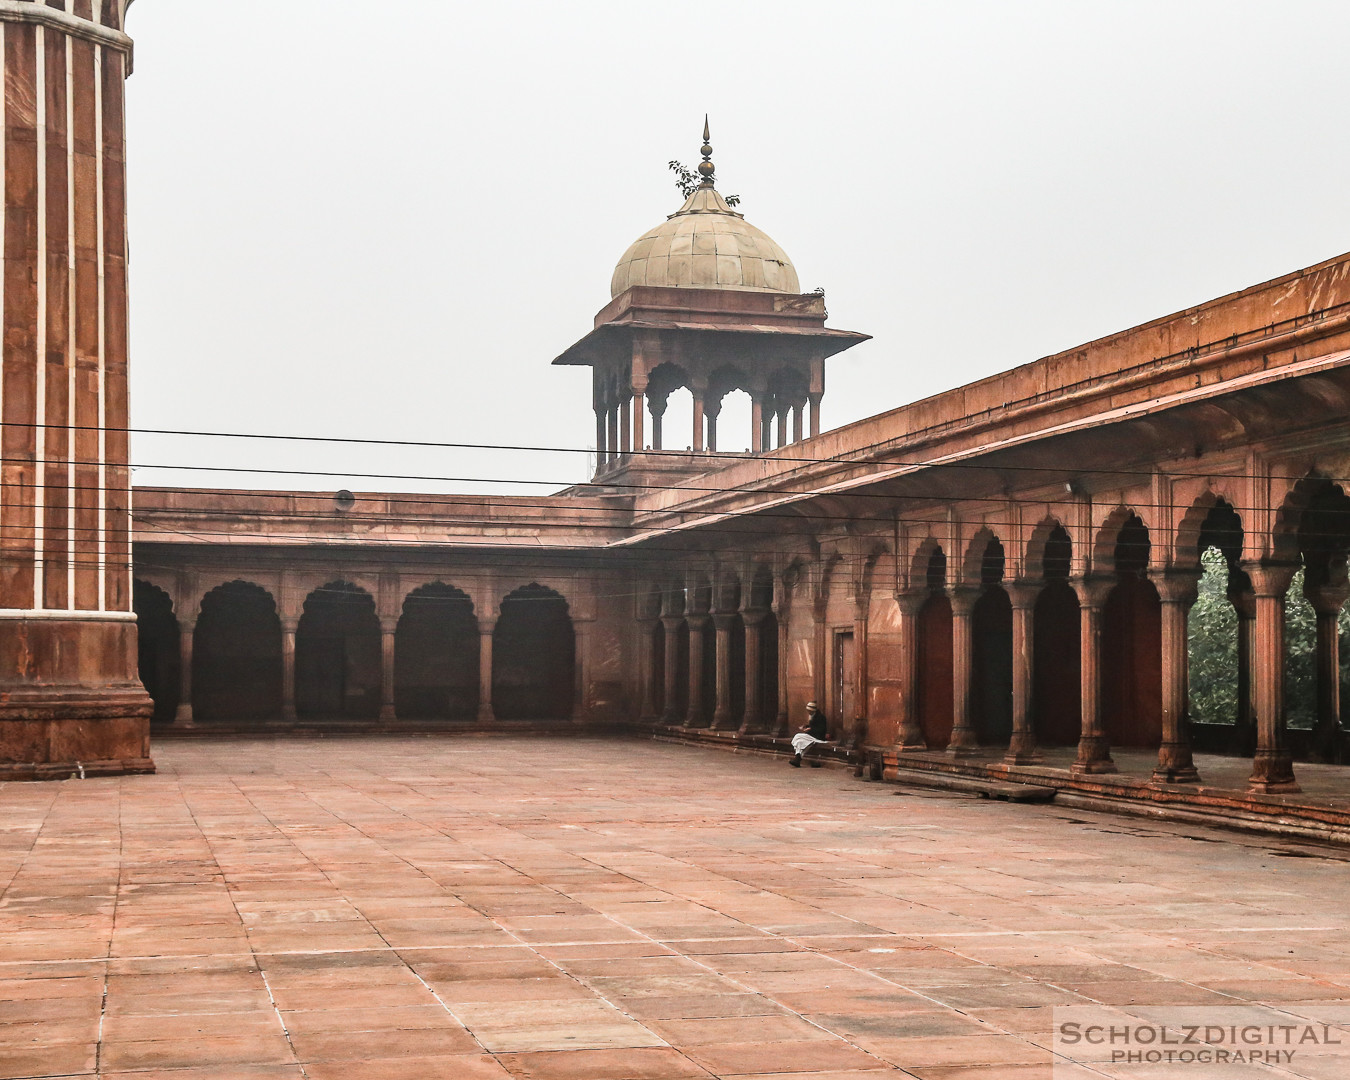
806, 701, 818, 710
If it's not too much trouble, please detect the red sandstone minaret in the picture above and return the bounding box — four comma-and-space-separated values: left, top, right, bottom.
0, 1, 151, 778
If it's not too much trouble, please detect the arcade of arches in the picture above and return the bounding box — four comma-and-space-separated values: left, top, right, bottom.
133, 572, 582, 728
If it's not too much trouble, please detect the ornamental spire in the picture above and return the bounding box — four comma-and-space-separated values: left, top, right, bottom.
698, 115, 715, 185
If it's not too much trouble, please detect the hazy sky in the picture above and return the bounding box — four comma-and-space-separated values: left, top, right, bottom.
125, 1, 1350, 495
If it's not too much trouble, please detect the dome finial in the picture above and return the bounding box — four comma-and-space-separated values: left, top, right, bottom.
698, 114, 715, 185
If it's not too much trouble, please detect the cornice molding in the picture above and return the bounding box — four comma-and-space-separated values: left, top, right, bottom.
0, 2, 133, 54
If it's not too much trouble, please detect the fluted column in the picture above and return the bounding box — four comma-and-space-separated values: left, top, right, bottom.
1071, 577, 1116, 774
477, 618, 496, 723
661, 614, 683, 724
947, 588, 980, 756
173, 620, 195, 728
1155, 573, 1201, 783
1247, 564, 1299, 794
281, 617, 298, 722
685, 614, 710, 727
895, 592, 927, 750
711, 613, 737, 728
1006, 585, 1039, 764
0, 3, 152, 777
379, 618, 397, 722
739, 610, 767, 734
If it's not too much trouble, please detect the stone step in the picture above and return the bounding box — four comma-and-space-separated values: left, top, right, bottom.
892, 768, 1058, 803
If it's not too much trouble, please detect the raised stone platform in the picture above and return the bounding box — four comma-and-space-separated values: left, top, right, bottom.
650, 724, 1350, 845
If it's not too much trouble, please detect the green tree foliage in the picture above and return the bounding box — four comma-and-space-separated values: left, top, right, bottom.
1188, 549, 1350, 730
1285, 568, 1317, 730
1189, 546, 1238, 725
668, 161, 740, 206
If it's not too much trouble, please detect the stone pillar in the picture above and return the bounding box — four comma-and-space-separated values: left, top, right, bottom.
739, 610, 767, 734
1071, 578, 1116, 774
173, 620, 195, 728
774, 601, 791, 736
792, 404, 804, 444
1247, 565, 1300, 794
947, 588, 980, 756
0, 3, 153, 779
620, 395, 632, 456
639, 617, 660, 721
1006, 585, 1039, 764
595, 406, 607, 468
1154, 573, 1201, 783
809, 393, 823, 438
692, 390, 705, 452
750, 397, 764, 453
776, 409, 788, 450
711, 613, 737, 729
379, 618, 397, 722
1306, 583, 1348, 762
281, 617, 298, 722
651, 403, 664, 451
1232, 587, 1256, 752
895, 593, 927, 750
607, 406, 620, 464
661, 615, 683, 724
632, 389, 645, 451
706, 411, 719, 453
477, 619, 496, 723
685, 614, 710, 727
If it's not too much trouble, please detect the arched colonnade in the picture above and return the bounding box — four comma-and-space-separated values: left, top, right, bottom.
639, 472, 1350, 794
596, 360, 822, 469
132, 577, 578, 726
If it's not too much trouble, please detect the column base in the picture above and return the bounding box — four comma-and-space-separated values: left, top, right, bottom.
1152, 743, 1200, 784
1248, 750, 1300, 794
1072, 736, 1115, 774
379, 705, 397, 722
710, 712, 737, 731
946, 731, 982, 758
896, 723, 926, 752
660, 711, 682, 726
477, 706, 495, 724
172, 704, 196, 730
1004, 733, 1040, 765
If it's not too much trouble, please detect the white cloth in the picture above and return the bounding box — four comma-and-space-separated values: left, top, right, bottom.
791, 732, 825, 755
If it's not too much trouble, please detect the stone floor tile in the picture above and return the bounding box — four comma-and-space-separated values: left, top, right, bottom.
495, 1046, 714, 1079
684, 1039, 888, 1074
303, 1055, 512, 1080
99, 1034, 296, 1072
288, 1026, 482, 1062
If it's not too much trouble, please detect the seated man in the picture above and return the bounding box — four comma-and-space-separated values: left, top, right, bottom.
789, 702, 830, 768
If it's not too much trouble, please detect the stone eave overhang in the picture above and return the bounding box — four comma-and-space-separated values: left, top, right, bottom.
552, 321, 870, 367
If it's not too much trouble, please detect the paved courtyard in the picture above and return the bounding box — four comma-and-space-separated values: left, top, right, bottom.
2, 737, 1349, 1080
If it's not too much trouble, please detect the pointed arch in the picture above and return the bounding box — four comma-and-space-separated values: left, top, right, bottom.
194, 580, 283, 723
395, 582, 479, 721
296, 581, 381, 720
493, 583, 575, 720
1024, 517, 1072, 582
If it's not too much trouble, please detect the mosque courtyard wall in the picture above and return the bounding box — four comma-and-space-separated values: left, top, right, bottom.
130, 247, 1350, 803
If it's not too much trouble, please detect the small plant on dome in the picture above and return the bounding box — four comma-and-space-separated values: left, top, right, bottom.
667, 160, 740, 206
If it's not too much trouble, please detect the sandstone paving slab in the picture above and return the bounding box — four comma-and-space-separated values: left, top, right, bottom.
6, 737, 1350, 1077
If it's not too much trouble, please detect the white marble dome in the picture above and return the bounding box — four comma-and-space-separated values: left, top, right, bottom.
610, 184, 800, 298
